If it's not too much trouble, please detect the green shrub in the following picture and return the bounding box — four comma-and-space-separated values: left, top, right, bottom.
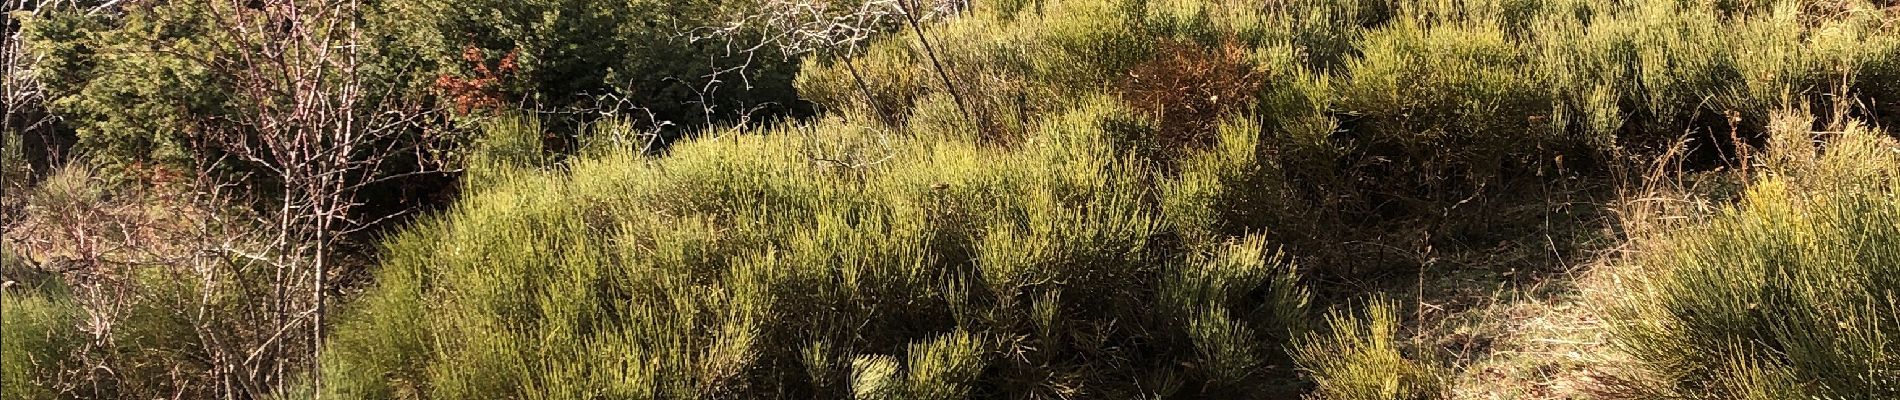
796, 0, 1257, 137
324, 97, 1313, 398
22, 0, 804, 172
1024, 0, 1157, 91
1292, 298, 1444, 400
30, 0, 1881, 398
793, 0, 1900, 224
1337, 18, 1556, 188
1262, 0, 1388, 72
849, 330, 988, 400
1611, 114, 1900, 398
1, 264, 286, 400
2, 160, 319, 399
1807, 1, 1900, 128
23, 4, 229, 167
1522, 0, 1900, 151
2, 268, 84, 400
796, 39, 931, 125
1162, 116, 1302, 241
461, 114, 559, 189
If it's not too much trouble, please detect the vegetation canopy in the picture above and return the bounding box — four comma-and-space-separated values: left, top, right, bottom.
4, 0, 1900, 399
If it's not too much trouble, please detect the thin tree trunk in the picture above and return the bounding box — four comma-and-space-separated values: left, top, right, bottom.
842, 57, 895, 127
311, 231, 325, 399
897, 0, 972, 126
272, 198, 293, 395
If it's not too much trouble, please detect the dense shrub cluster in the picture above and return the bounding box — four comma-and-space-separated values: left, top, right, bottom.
788, 0, 1900, 281
796, 0, 1900, 191
1611, 114, 1900, 399
367, 0, 807, 123
23, 3, 230, 166
315, 0, 1900, 398
324, 100, 1314, 398
7, 0, 1900, 399
20, 0, 808, 170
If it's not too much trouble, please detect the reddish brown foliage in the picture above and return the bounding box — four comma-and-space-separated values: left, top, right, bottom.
434, 45, 520, 114
1118, 39, 1264, 152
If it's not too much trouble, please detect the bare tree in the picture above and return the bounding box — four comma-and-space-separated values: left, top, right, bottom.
707, 0, 969, 126
186, 0, 446, 397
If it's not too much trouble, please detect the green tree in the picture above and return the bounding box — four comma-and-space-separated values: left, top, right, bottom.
367, 0, 808, 128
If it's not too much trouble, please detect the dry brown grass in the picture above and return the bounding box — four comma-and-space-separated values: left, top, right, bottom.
1374, 129, 1754, 400
3, 164, 237, 273
1421, 132, 1756, 400
1430, 259, 1630, 400
0, 161, 303, 399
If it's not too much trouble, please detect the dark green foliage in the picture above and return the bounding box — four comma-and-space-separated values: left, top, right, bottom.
368, 0, 807, 124
23, 5, 229, 166
21, 0, 809, 171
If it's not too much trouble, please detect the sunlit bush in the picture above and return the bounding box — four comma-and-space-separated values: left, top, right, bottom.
1337, 19, 1556, 188
323, 99, 1313, 398
1, 262, 83, 400
1612, 114, 1900, 398
1292, 298, 1443, 400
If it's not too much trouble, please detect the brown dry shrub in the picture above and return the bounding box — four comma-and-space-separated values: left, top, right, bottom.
434, 45, 520, 115
2, 162, 297, 399
1117, 38, 1265, 155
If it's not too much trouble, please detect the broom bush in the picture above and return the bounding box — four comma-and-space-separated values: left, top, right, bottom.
1, 256, 84, 400
323, 98, 1312, 398
10, 0, 1896, 398
1612, 114, 1900, 398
